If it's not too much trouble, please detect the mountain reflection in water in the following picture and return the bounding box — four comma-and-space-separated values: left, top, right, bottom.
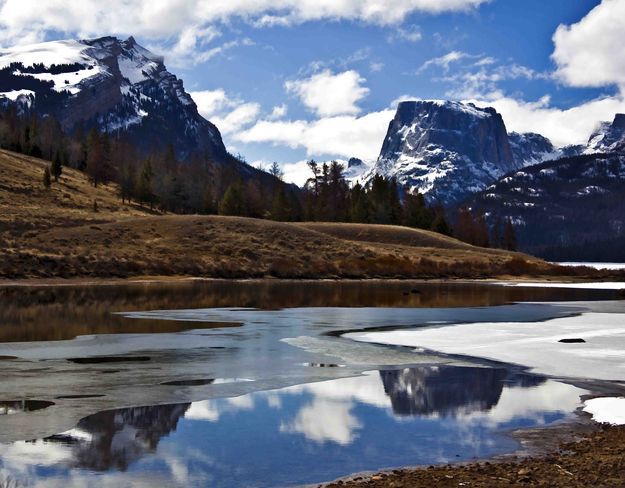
1, 365, 584, 487
380, 367, 544, 417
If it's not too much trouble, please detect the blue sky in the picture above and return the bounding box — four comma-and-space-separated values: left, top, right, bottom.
1, 0, 624, 183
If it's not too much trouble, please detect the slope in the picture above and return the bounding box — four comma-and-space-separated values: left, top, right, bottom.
0, 149, 606, 281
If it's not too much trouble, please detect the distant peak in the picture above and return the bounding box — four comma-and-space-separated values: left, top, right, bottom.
612, 113, 625, 129
126, 35, 137, 46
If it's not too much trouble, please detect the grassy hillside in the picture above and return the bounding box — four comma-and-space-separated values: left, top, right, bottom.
0, 149, 609, 280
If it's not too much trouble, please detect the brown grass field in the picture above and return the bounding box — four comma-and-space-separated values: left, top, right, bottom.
0, 149, 620, 281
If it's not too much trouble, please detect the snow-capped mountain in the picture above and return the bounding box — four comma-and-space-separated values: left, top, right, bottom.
343, 157, 374, 185
367, 100, 555, 206
587, 113, 625, 153
0, 36, 226, 160
508, 131, 559, 167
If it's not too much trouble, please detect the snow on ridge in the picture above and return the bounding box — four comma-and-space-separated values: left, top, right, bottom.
118, 55, 155, 84
401, 99, 492, 119
0, 40, 92, 70
0, 89, 34, 101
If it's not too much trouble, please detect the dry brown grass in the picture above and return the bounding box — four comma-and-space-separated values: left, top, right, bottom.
0, 149, 614, 281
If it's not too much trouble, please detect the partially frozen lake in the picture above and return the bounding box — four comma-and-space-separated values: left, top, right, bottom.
0, 280, 623, 486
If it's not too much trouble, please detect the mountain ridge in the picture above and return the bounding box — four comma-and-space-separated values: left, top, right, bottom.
0, 36, 226, 161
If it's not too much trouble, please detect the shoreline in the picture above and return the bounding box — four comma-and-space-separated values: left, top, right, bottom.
1, 275, 624, 289
324, 419, 624, 487
324, 373, 625, 487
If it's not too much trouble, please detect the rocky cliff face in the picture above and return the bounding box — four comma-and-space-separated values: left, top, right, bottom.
0, 36, 226, 161
368, 100, 543, 206
587, 113, 625, 153
508, 131, 559, 167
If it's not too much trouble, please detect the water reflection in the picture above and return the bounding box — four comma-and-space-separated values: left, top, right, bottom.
0, 280, 617, 342
380, 367, 543, 416
0, 400, 54, 416
0, 365, 585, 487
49, 403, 190, 471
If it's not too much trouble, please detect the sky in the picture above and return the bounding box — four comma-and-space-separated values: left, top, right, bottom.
0, 0, 624, 185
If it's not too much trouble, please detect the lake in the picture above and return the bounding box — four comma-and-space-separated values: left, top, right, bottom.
0, 280, 621, 487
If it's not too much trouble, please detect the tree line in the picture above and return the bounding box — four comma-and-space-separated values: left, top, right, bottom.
454, 207, 518, 251
0, 107, 517, 248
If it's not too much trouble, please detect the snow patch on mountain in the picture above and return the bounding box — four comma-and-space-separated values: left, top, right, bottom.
586, 114, 625, 153
0, 89, 34, 101
367, 100, 519, 205
0, 40, 92, 69
0, 36, 226, 160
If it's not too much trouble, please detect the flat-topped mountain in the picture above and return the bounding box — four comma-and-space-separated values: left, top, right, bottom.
367, 100, 555, 205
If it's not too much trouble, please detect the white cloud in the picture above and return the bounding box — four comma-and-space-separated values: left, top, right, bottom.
280, 160, 316, 186
370, 61, 385, 72
268, 104, 288, 120
212, 102, 261, 134
418, 50, 470, 73
190, 89, 229, 116
444, 63, 545, 99
190, 89, 260, 134
0, 0, 490, 63
285, 69, 370, 117
391, 94, 421, 106
389, 24, 422, 43
468, 91, 625, 147
552, 0, 625, 88
236, 109, 395, 161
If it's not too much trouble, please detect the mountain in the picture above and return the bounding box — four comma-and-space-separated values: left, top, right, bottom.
508, 131, 559, 167
466, 152, 625, 259
587, 113, 625, 153
367, 100, 556, 206
0, 36, 226, 160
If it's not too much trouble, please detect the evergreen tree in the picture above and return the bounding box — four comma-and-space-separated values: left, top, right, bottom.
137, 160, 155, 210
503, 218, 518, 251
403, 191, 432, 229
270, 185, 290, 221
349, 183, 371, 223
51, 150, 63, 181
474, 211, 490, 248
42, 166, 51, 189
455, 207, 476, 244
432, 214, 453, 236
387, 178, 403, 225
85, 128, 113, 187
85, 128, 103, 187
491, 216, 503, 249
118, 161, 136, 204
218, 182, 246, 216
269, 162, 284, 180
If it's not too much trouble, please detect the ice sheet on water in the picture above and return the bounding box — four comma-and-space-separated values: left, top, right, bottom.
583, 397, 625, 425
348, 311, 625, 381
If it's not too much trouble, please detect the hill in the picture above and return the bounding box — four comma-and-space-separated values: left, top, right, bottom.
0, 149, 612, 281
465, 152, 625, 260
